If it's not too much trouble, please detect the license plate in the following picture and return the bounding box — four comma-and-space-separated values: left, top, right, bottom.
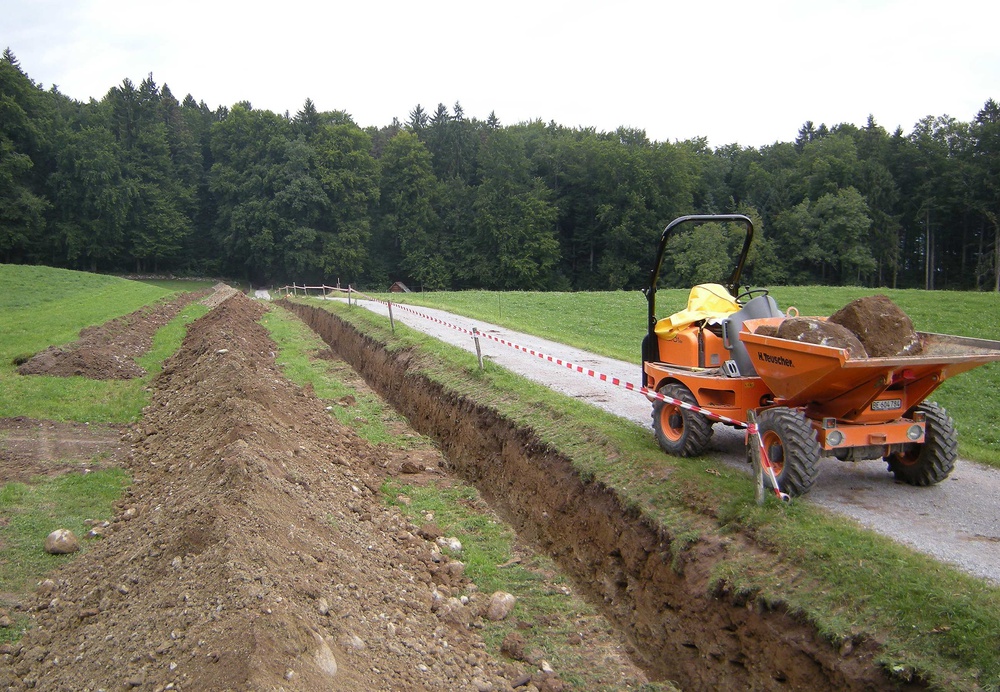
871, 399, 902, 411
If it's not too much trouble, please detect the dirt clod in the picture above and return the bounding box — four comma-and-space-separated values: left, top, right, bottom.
776, 317, 868, 358
828, 294, 922, 357
502, 632, 528, 661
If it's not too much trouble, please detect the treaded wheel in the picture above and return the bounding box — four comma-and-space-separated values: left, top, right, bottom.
884, 402, 957, 486
756, 407, 821, 497
651, 382, 713, 457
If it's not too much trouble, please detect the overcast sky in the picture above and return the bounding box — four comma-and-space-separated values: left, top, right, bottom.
4, 0, 998, 148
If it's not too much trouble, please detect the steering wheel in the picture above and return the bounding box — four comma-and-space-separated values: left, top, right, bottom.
735, 287, 769, 304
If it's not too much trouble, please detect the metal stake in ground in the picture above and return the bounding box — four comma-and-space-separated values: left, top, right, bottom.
472, 327, 484, 370
388, 301, 395, 334
747, 410, 765, 505
746, 410, 790, 504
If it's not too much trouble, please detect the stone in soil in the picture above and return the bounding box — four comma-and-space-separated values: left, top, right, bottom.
43, 529, 79, 555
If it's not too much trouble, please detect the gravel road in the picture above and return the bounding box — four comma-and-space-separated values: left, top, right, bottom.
332, 298, 1000, 584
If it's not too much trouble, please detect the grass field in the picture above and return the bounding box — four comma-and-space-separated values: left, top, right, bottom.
369, 286, 1000, 465
0, 265, 184, 422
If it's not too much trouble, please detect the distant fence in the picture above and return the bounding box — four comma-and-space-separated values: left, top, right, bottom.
274, 284, 354, 299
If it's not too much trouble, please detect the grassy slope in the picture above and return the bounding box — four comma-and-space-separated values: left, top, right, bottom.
0, 265, 168, 422
304, 296, 1000, 690
371, 287, 1000, 465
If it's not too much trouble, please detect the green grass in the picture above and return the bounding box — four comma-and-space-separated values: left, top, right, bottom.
302, 296, 1000, 690
0, 265, 170, 354
368, 286, 1000, 466
139, 302, 211, 378
0, 468, 128, 642
260, 305, 417, 446
0, 264, 211, 422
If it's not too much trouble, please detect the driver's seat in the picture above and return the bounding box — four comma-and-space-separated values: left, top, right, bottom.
721, 294, 783, 377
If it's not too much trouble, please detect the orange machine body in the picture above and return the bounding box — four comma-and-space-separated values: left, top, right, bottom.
644, 317, 1000, 453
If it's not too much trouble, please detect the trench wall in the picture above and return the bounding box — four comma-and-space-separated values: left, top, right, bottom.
284, 301, 918, 692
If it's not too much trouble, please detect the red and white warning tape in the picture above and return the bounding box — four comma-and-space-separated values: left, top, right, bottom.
323, 289, 787, 500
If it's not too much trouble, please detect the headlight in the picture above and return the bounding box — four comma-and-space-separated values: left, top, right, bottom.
907, 424, 923, 441
826, 429, 844, 446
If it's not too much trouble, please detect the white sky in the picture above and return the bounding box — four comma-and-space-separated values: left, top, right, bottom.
4, 0, 999, 148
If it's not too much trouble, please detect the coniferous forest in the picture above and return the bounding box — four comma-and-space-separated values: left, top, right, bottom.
2, 48, 1000, 292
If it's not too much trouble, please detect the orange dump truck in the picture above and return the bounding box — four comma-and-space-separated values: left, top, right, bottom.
641, 214, 1000, 496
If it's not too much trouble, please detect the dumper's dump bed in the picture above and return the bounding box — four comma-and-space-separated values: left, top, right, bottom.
740, 318, 1000, 422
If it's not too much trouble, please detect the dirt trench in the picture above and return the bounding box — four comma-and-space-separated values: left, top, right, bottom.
285, 301, 920, 692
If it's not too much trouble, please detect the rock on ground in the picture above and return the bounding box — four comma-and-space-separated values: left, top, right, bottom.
43, 529, 79, 555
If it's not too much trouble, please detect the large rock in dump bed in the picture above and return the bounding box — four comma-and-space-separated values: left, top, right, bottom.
828, 295, 922, 357
775, 317, 868, 359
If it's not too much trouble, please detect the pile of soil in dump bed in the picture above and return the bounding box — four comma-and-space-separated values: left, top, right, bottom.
16, 290, 208, 380
828, 294, 923, 357
758, 296, 922, 360
1, 293, 515, 691
775, 317, 868, 358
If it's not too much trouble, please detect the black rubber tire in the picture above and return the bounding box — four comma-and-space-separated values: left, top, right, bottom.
651, 382, 713, 457
755, 407, 821, 497
884, 402, 957, 486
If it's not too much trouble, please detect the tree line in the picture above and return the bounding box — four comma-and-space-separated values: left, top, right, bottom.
3, 49, 999, 291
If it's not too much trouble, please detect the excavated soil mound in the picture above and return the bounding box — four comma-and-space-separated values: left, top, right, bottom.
828, 295, 923, 358
2, 293, 516, 691
776, 317, 868, 358
16, 290, 208, 380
